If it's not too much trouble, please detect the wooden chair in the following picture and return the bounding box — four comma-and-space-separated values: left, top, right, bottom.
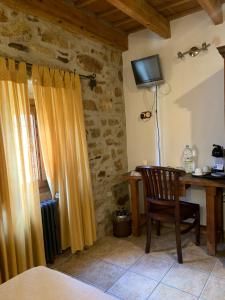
136, 166, 200, 263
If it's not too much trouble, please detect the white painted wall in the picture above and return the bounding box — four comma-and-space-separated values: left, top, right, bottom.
123, 8, 225, 226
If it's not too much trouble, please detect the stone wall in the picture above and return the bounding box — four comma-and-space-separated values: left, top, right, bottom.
0, 3, 129, 238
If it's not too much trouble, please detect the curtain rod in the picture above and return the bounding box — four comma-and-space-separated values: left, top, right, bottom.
6, 57, 97, 90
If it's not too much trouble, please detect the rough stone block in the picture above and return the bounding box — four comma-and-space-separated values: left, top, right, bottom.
118, 70, 123, 82
0, 9, 8, 22
1, 20, 32, 42
30, 44, 55, 57
103, 129, 112, 137
101, 119, 107, 126
77, 54, 103, 73
94, 85, 103, 94
115, 87, 122, 97
90, 128, 100, 138
41, 30, 69, 49
101, 155, 110, 163
99, 99, 113, 111
84, 100, 97, 111
117, 130, 124, 138
108, 119, 119, 126
114, 159, 123, 171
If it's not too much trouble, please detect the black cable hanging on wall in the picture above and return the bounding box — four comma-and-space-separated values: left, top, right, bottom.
139, 85, 161, 166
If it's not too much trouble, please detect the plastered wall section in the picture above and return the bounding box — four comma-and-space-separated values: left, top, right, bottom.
123, 7, 225, 226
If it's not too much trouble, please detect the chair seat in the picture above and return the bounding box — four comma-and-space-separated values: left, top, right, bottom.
149, 200, 199, 223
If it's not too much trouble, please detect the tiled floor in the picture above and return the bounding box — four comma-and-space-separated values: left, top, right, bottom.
50, 226, 225, 300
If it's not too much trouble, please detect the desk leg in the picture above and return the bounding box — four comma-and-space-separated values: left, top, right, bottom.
130, 180, 140, 236
216, 188, 224, 242
206, 186, 217, 256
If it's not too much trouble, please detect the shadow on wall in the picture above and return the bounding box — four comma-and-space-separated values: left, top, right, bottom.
175, 69, 224, 167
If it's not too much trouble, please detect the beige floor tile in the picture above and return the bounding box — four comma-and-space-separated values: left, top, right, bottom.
155, 225, 174, 235
149, 232, 177, 252
56, 252, 99, 277
181, 245, 217, 273
102, 241, 144, 269
182, 244, 209, 258
52, 232, 212, 300
108, 271, 157, 300
78, 260, 125, 291
201, 275, 225, 300
125, 232, 177, 263
49, 250, 72, 269
212, 258, 225, 279
130, 255, 174, 281
82, 236, 122, 259
125, 234, 146, 250
150, 231, 194, 253
183, 256, 216, 274
126, 225, 197, 254
148, 283, 197, 300
162, 263, 209, 297
147, 250, 176, 264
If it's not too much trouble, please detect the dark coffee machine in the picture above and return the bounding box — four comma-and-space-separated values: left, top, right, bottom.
212, 144, 224, 172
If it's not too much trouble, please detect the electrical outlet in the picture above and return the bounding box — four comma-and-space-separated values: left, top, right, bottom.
140, 111, 152, 120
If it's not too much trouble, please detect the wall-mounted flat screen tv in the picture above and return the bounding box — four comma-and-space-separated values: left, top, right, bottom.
131, 55, 164, 87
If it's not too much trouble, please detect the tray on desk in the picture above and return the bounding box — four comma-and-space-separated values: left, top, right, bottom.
192, 172, 225, 180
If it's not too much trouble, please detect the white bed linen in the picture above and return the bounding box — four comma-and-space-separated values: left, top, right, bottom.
0, 266, 117, 300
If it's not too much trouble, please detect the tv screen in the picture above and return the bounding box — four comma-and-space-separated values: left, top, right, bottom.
131, 55, 164, 87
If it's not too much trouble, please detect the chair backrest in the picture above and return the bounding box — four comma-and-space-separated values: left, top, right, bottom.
136, 166, 185, 207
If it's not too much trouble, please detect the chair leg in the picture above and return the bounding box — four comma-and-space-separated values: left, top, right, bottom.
195, 208, 200, 246
145, 216, 152, 253
156, 220, 160, 236
175, 222, 183, 264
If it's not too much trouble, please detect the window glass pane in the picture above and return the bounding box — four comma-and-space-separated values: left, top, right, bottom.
30, 113, 39, 180
29, 102, 48, 189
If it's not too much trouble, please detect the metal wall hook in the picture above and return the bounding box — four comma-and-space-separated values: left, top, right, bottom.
79, 73, 97, 90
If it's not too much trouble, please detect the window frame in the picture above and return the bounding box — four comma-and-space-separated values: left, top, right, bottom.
30, 99, 49, 192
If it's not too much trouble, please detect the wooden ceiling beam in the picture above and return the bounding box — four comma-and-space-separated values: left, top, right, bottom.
158, 0, 193, 12
114, 18, 136, 27
196, 0, 223, 24
0, 0, 128, 50
169, 7, 203, 20
105, 0, 171, 38
126, 25, 145, 34
76, 0, 97, 8
98, 8, 118, 18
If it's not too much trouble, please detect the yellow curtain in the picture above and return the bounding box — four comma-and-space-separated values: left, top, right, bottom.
32, 65, 96, 252
0, 58, 45, 283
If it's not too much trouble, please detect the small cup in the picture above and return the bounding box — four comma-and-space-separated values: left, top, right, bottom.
194, 168, 202, 176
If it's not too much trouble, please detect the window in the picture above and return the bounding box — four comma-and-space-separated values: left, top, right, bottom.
30, 99, 49, 192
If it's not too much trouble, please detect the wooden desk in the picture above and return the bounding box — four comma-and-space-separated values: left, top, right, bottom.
180, 174, 225, 256
123, 172, 225, 256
